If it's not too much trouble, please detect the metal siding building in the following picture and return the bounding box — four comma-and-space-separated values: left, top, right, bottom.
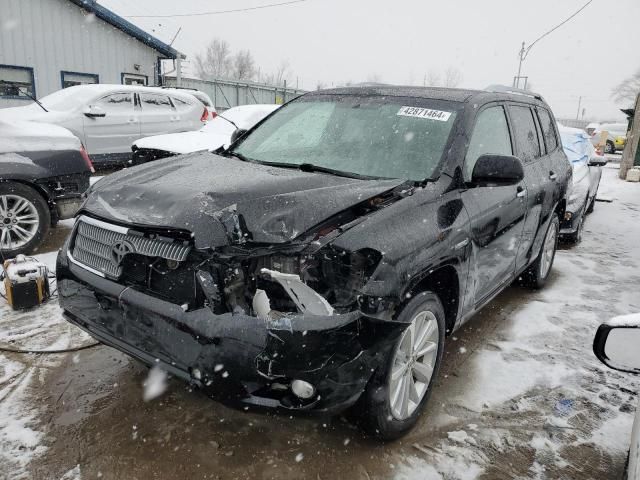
0, 0, 180, 108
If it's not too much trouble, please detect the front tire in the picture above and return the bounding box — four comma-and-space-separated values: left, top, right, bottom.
360, 292, 445, 440
0, 182, 50, 256
522, 215, 559, 289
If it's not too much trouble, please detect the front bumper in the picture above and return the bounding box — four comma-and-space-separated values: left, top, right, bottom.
56, 248, 403, 414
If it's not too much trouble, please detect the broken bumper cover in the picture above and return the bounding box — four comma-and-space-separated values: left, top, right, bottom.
56, 250, 397, 414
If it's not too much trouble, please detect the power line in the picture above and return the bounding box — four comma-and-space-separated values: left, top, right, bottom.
523, 0, 594, 60
514, 0, 594, 87
124, 0, 312, 18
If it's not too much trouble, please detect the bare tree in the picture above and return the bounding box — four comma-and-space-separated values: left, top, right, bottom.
611, 69, 640, 104
274, 60, 291, 86
194, 38, 232, 80
366, 73, 382, 84
232, 50, 256, 81
443, 67, 463, 88
424, 70, 441, 87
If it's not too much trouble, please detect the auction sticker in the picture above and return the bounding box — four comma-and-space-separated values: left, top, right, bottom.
397, 106, 452, 121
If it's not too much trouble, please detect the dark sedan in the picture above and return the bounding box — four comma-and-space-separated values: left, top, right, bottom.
57, 86, 570, 439
1, 120, 92, 256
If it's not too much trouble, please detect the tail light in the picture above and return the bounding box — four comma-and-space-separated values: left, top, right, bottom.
200, 108, 209, 122
210, 111, 218, 119
80, 146, 95, 173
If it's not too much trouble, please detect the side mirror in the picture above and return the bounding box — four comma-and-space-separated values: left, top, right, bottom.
83, 105, 106, 118
471, 154, 524, 186
230, 128, 248, 144
588, 155, 608, 167
593, 316, 640, 374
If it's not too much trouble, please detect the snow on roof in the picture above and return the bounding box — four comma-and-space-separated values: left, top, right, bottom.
0, 120, 81, 153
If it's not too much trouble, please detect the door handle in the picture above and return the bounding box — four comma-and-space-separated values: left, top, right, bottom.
516, 186, 527, 198
549, 171, 558, 181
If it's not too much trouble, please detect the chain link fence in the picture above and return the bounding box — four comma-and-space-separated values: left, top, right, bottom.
164, 76, 306, 111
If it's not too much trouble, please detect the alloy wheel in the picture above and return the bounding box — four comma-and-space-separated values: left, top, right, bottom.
0, 194, 40, 250
539, 219, 558, 279
389, 310, 440, 420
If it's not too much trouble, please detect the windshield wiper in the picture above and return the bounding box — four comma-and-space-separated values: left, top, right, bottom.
297, 163, 378, 179
0, 81, 48, 112
226, 150, 254, 163
216, 114, 239, 130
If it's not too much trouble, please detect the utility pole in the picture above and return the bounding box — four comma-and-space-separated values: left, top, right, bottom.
514, 42, 525, 88
512, 1, 593, 89
619, 93, 640, 180
575, 96, 582, 120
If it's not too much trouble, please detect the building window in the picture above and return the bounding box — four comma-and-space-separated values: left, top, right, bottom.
61, 71, 99, 88
121, 73, 148, 86
0, 64, 35, 99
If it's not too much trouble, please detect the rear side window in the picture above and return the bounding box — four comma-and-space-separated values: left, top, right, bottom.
464, 106, 512, 181
139, 93, 173, 111
96, 93, 133, 111
509, 105, 541, 162
171, 97, 194, 111
537, 108, 558, 152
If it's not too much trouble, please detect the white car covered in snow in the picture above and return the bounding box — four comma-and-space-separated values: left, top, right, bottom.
0, 84, 209, 166
594, 314, 640, 480
130, 104, 280, 165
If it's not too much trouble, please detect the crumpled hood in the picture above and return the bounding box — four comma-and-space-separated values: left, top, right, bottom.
133, 130, 230, 154
83, 152, 405, 249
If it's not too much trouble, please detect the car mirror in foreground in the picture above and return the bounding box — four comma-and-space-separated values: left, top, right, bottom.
471, 154, 525, 186
593, 315, 640, 374
230, 128, 248, 144
588, 155, 608, 167
83, 105, 106, 118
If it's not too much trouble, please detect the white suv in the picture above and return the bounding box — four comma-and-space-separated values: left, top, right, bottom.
0, 84, 208, 166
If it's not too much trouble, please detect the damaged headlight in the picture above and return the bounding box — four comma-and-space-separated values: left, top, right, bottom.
302, 247, 382, 310
252, 247, 382, 314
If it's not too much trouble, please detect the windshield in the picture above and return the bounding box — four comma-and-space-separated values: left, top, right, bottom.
39, 86, 103, 111
234, 95, 459, 181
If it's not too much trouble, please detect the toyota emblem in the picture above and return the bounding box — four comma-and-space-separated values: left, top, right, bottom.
110, 240, 135, 267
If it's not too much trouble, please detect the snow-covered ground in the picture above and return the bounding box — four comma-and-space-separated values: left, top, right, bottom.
1, 161, 639, 479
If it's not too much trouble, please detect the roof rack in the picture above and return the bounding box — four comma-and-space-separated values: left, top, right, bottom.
159, 86, 199, 91
484, 84, 544, 101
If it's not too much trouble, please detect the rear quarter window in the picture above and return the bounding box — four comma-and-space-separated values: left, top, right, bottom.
509, 105, 541, 163
536, 108, 558, 152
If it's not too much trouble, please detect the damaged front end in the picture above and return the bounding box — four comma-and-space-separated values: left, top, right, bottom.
58, 207, 407, 413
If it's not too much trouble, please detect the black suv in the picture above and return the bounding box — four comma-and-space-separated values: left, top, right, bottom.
57, 86, 570, 439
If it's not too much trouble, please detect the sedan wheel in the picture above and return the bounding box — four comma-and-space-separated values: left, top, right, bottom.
389, 310, 439, 420
0, 195, 40, 250
0, 183, 50, 256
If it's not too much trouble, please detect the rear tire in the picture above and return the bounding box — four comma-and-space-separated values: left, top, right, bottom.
0, 182, 50, 257
521, 215, 559, 289
360, 292, 445, 440
565, 214, 584, 245
586, 197, 595, 214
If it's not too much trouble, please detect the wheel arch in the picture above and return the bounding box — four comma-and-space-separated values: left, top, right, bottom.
403, 263, 460, 336
0, 178, 53, 207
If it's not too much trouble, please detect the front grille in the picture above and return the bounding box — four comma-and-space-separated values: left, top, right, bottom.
70, 216, 191, 279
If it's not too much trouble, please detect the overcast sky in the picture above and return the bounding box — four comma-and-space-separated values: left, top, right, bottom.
101, 0, 640, 121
